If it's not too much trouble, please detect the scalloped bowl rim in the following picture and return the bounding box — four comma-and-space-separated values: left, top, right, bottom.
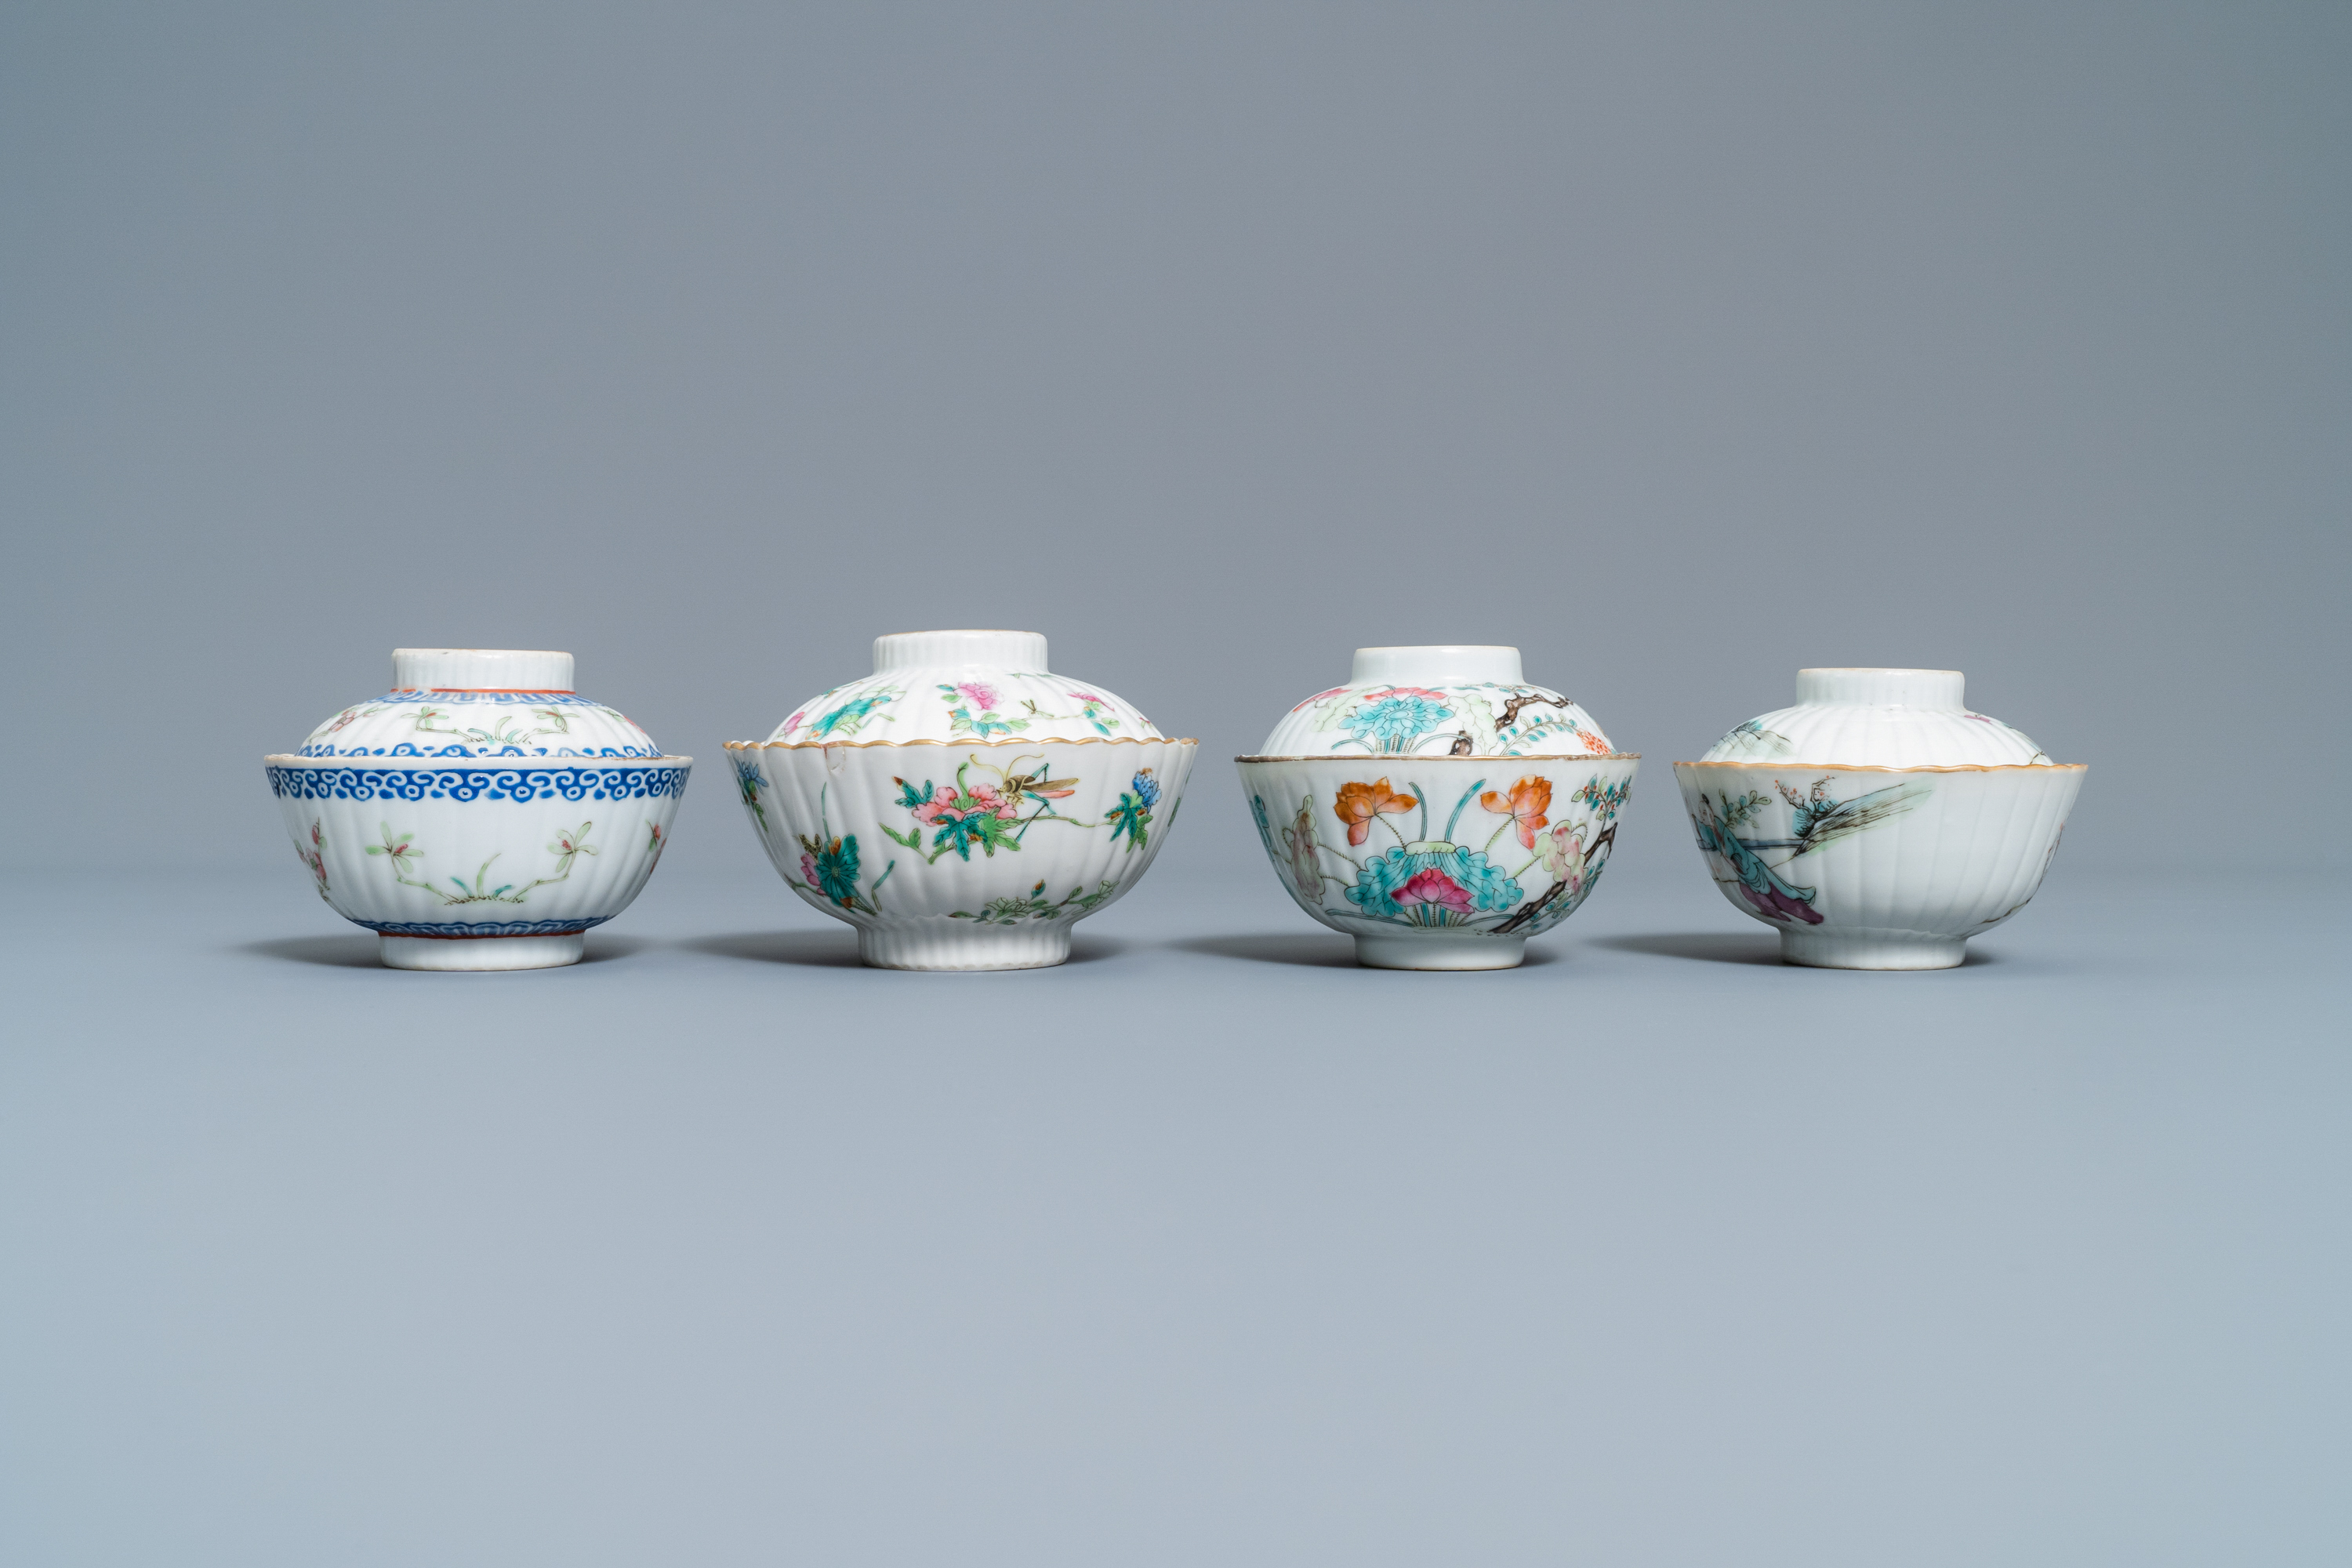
1673, 760, 2082, 773
1237, 751, 1639, 764
729, 736, 1197, 750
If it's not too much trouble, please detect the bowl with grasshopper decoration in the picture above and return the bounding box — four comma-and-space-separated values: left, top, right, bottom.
728, 630, 1196, 971
1236, 645, 1639, 970
264, 648, 690, 971
1674, 668, 2085, 969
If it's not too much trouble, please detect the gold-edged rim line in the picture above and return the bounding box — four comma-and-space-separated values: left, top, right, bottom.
728, 736, 1198, 750
1672, 760, 2085, 773
264, 753, 695, 765
1236, 751, 1640, 764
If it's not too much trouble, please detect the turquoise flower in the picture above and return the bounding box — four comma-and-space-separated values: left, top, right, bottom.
1341, 692, 1454, 753
1345, 844, 1523, 923
798, 831, 863, 906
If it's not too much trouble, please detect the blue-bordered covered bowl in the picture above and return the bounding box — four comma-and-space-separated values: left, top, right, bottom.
264, 648, 691, 970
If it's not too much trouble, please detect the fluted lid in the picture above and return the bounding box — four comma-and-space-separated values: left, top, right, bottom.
292, 649, 661, 758
1697, 668, 2053, 767
1252, 645, 1617, 758
762, 629, 1163, 744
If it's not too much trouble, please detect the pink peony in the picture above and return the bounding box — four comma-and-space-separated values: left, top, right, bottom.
966, 784, 1022, 821
913, 785, 964, 825
956, 681, 1001, 712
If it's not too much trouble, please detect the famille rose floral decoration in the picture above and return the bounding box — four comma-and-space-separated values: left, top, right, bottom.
768, 638, 1156, 746
729, 630, 1196, 971
1259, 655, 1615, 759
1674, 668, 2085, 970
265, 648, 690, 971
1236, 645, 1639, 970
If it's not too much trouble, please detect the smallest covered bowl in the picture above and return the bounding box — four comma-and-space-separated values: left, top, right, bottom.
1238, 645, 1639, 970
1674, 668, 2085, 969
265, 649, 691, 971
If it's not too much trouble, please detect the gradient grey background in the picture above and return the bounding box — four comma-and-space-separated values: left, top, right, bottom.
4, 5, 2349, 1564
4, 0, 2346, 876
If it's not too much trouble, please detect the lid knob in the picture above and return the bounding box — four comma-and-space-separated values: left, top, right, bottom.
391, 648, 574, 692
873, 630, 1049, 673
1349, 645, 1523, 686
1794, 668, 1964, 710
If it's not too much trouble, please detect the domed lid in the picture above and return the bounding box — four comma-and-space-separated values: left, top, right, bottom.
1697, 669, 2053, 767
293, 649, 662, 758
1253, 645, 1618, 758
763, 630, 1164, 744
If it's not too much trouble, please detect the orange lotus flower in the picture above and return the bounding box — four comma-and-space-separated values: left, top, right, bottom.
1333, 779, 1417, 846
1479, 776, 1552, 848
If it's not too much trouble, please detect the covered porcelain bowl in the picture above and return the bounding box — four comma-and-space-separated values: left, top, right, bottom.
1673, 668, 2085, 970
1236, 645, 1639, 970
264, 649, 691, 971
729, 630, 1196, 971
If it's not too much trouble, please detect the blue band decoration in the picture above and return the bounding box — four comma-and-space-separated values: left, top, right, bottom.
361, 690, 607, 706
296, 743, 660, 758
267, 764, 691, 804
357, 916, 612, 937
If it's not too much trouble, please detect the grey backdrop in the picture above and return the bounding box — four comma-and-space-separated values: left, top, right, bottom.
3, 0, 2345, 877
5, 6, 2351, 1566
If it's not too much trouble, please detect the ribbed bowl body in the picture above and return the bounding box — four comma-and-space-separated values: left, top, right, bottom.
1673, 760, 2085, 969
1236, 754, 1639, 969
265, 758, 691, 963
731, 738, 1198, 970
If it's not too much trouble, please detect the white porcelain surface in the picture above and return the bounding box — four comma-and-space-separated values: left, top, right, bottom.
1240, 645, 1635, 968
1256, 645, 1614, 759
297, 648, 659, 758
767, 630, 1161, 746
1678, 668, 2082, 970
734, 630, 1195, 970
734, 739, 1195, 970
1699, 667, 2051, 767
1237, 756, 1640, 970
267, 650, 689, 970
